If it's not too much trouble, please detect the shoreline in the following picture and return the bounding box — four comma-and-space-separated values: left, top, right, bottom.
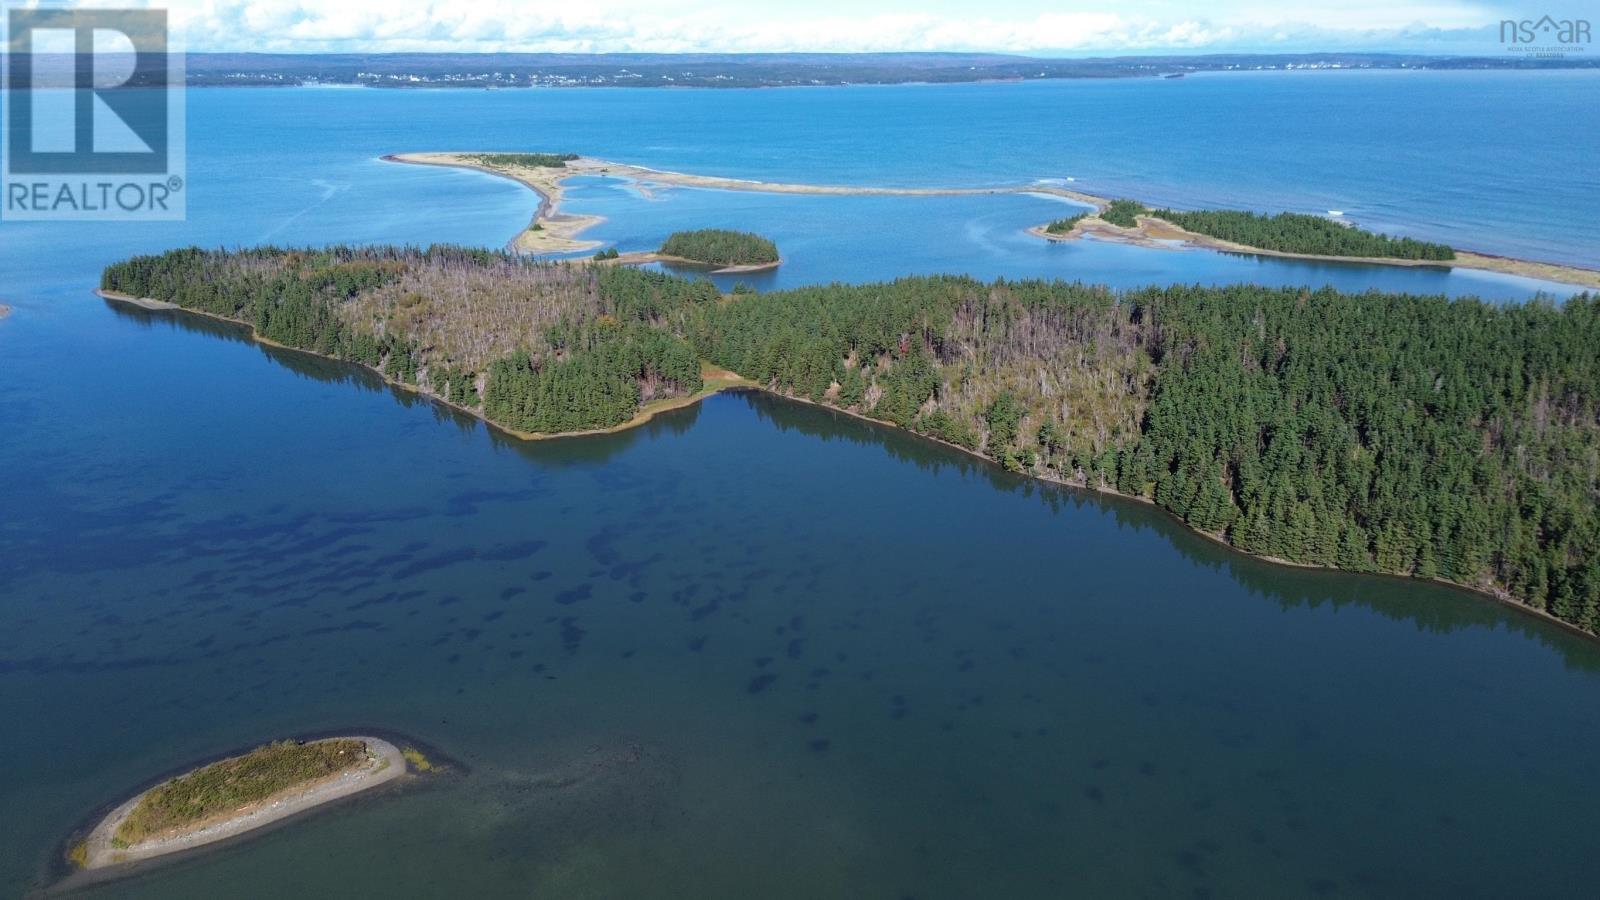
1030, 215, 1600, 291
382, 153, 607, 254
76, 736, 405, 872
605, 250, 782, 274
96, 288, 754, 443
384, 152, 1597, 291
760, 387, 1600, 647
97, 289, 1595, 645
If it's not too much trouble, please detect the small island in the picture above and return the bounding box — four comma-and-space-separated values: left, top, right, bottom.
72, 737, 409, 871
659, 229, 780, 270
601, 229, 781, 273
0, 303, 11, 319
1032, 201, 1600, 289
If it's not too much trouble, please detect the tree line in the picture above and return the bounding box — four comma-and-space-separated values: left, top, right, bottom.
686, 275, 1597, 631
1099, 199, 1147, 228
104, 248, 1599, 632
660, 229, 779, 266
1151, 208, 1457, 260
466, 152, 578, 168
101, 246, 709, 433
1043, 213, 1087, 234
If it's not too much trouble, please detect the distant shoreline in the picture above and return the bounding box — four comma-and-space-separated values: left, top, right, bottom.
182, 58, 1600, 92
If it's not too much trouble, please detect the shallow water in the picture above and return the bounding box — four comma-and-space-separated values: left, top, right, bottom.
556, 175, 1578, 299
3, 76, 1600, 898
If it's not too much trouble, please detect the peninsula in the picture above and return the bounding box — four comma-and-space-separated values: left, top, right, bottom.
1031, 203, 1600, 290
99, 247, 1600, 640
386, 151, 1600, 290
73, 737, 407, 871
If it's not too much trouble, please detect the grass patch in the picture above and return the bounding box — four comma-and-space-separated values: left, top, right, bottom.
68, 841, 88, 868
114, 740, 368, 846
401, 747, 434, 773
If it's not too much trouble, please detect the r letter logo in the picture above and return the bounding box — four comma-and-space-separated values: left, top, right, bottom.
2, 7, 185, 221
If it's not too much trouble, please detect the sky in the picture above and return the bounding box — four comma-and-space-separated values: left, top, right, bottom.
8, 1, 1584, 55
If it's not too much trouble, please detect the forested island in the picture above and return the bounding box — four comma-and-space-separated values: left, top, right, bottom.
659, 229, 780, 268
102, 248, 1600, 634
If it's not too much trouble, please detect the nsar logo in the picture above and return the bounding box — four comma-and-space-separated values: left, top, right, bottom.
1500, 14, 1591, 58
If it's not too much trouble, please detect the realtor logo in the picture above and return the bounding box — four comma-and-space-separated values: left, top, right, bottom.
1500, 14, 1591, 58
2, 6, 185, 220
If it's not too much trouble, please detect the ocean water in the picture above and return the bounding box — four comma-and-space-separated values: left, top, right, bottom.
2, 74, 1600, 899
556, 176, 1574, 298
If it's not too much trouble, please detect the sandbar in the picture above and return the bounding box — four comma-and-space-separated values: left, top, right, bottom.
384, 151, 1108, 255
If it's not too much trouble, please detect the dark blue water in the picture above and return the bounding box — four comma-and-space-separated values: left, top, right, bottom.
3, 76, 1600, 898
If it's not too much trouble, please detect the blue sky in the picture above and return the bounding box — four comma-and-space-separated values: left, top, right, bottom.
38, 1, 1587, 55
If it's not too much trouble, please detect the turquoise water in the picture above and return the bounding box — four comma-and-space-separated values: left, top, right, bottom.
556, 176, 1575, 298
3, 75, 1600, 898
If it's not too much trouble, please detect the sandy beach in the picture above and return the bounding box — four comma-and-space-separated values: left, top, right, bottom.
77, 736, 405, 871
93, 292, 179, 311
385, 152, 608, 254
605, 250, 782, 274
